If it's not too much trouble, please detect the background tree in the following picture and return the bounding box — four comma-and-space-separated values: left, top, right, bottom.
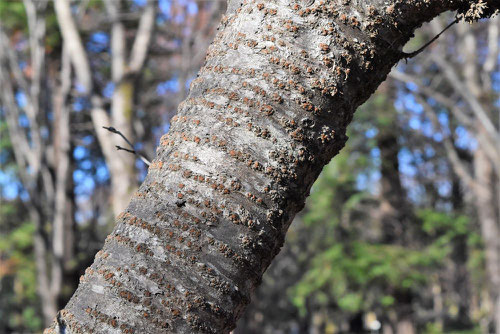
392, 14, 500, 330
0, 1, 75, 322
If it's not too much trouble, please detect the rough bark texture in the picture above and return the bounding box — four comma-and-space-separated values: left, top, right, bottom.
45, 0, 500, 333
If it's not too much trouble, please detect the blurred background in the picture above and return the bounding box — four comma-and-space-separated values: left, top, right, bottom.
0, 1, 498, 333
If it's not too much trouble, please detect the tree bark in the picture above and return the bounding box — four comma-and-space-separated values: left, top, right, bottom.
45, 0, 500, 333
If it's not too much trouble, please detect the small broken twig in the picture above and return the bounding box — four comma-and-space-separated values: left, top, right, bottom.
103, 126, 151, 166
116, 145, 151, 166
401, 18, 458, 60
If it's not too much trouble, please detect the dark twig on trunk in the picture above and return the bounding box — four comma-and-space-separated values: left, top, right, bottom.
103, 126, 151, 166
401, 18, 458, 60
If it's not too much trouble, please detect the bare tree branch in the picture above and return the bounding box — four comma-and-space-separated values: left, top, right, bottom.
415, 94, 479, 192
55, 0, 142, 215
54, 0, 92, 93
0, 31, 37, 184
50, 42, 72, 299
391, 70, 500, 177
1, 2, 60, 324
128, 0, 156, 74
390, 71, 474, 127
401, 18, 458, 60
431, 53, 500, 148
483, 16, 499, 87
105, 0, 126, 83
103, 126, 151, 166
22, 0, 47, 171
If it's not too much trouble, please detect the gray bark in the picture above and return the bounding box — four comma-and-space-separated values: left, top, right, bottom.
45, 1, 500, 333
53, 0, 92, 93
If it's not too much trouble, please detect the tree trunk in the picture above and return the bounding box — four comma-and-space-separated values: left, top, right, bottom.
51, 43, 74, 311
30, 208, 59, 325
1, 1, 77, 326
108, 78, 138, 216
376, 81, 414, 244
474, 147, 500, 333
46, 1, 500, 333
396, 317, 416, 334
376, 83, 416, 334
101, 0, 140, 217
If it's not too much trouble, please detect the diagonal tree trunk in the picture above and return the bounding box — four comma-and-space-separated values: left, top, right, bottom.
46, 1, 500, 333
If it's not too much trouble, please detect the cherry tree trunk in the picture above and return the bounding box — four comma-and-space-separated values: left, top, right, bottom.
45, 0, 499, 333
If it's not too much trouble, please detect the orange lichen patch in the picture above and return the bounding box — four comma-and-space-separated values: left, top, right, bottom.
319, 43, 330, 52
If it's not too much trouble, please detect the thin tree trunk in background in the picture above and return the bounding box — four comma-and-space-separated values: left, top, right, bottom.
377, 82, 412, 243
392, 16, 500, 330
100, 0, 157, 217
474, 147, 500, 332
51, 44, 73, 310
1, 0, 69, 325
0, 56, 58, 324
376, 82, 416, 334
450, 174, 472, 328
54, 0, 156, 217
31, 209, 58, 325
458, 20, 500, 329
432, 283, 445, 331
396, 318, 416, 334
45, 1, 500, 333
413, 91, 499, 333
104, 0, 139, 216
382, 321, 394, 334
